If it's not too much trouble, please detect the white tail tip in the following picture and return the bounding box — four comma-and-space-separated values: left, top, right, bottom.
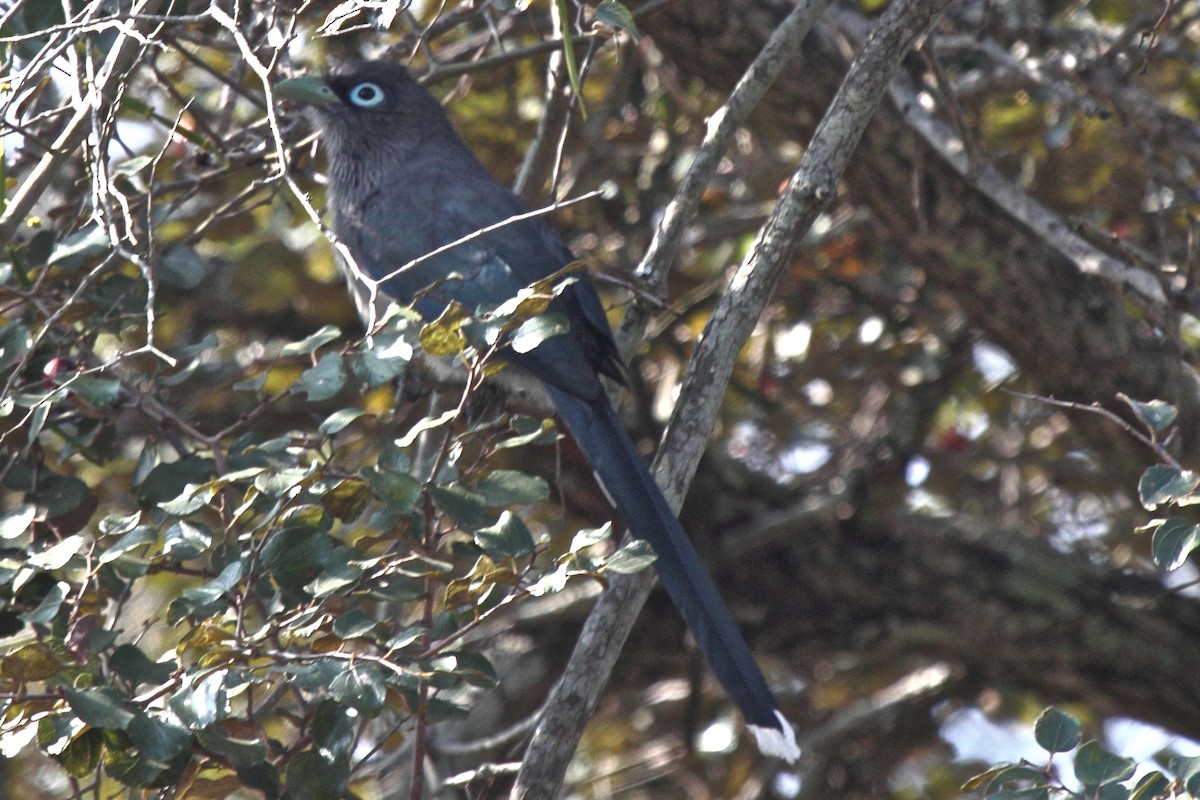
747, 710, 800, 762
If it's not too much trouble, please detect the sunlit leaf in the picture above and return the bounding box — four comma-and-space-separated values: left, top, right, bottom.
602, 539, 656, 575
1139, 466, 1200, 510
474, 510, 536, 559
0, 503, 36, 539
319, 407, 365, 435
1150, 517, 1200, 571
280, 325, 342, 356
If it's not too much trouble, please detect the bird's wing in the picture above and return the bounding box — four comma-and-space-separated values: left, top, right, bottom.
342, 156, 620, 399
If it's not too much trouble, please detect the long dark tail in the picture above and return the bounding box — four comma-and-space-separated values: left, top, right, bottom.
546, 385, 799, 761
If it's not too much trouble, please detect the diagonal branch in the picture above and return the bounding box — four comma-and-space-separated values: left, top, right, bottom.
512, 1, 955, 796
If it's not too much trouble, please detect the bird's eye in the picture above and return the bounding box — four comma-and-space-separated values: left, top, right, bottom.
347, 82, 385, 108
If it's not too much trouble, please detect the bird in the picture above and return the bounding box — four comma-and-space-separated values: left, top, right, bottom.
275, 60, 799, 762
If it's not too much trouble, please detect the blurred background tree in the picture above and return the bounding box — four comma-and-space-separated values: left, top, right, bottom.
3, 0, 1200, 798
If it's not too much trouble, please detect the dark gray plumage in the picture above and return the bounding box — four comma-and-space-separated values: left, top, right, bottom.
276, 61, 798, 761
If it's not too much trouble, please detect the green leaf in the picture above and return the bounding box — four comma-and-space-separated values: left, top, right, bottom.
528, 562, 570, 596
0, 321, 31, 371
593, 0, 640, 39
987, 789, 1050, 800
419, 304, 469, 356
984, 765, 1047, 792
280, 660, 344, 693
68, 376, 121, 406
162, 520, 213, 560
159, 245, 209, 289
59, 727, 104, 778
233, 369, 270, 393
1129, 771, 1169, 800
319, 407, 365, 436
332, 609, 378, 639
477, 470, 550, 506
159, 484, 217, 517
430, 651, 497, 687
195, 726, 265, 768
1034, 707, 1081, 753
1139, 465, 1200, 510
1172, 754, 1200, 795
33, 474, 91, 519
135, 457, 216, 506
27, 401, 49, 445
1150, 516, 1200, 570
127, 712, 191, 762
0, 503, 36, 539
113, 155, 154, 177
395, 408, 457, 448
280, 325, 342, 357
1096, 783, 1132, 800
28, 534, 84, 569
109, 644, 173, 688
312, 701, 354, 764
602, 539, 657, 574
367, 576, 424, 603
262, 528, 340, 602
962, 765, 1010, 792
237, 762, 281, 800
494, 415, 560, 449
21, 580, 67, 624
308, 561, 364, 598
98, 525, 157, 564
509, 312, 568, 354
329, 664, 386, 716
1, 641, 62, 680
295, 352, 347, 402
63, 686, 135, 730
321, 478, 372, 521
569, 523, 612, 553
48, 225, 108, 270
365, 467, 421, 511
286, 748, 349, 800
474, 510, 536, 559
169, 671, 229, 729
352, 333, 411, 386
1119, 395, 1177, 433
170, 561, 244, 621
431, 483, 490, 531
104, 746, 184, 789
254, 468, 311, 498
1075, 740, 1135, 787
98, 511, 141, 536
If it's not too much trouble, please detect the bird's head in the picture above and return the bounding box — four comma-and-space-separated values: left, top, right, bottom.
276, 61, 459, 187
